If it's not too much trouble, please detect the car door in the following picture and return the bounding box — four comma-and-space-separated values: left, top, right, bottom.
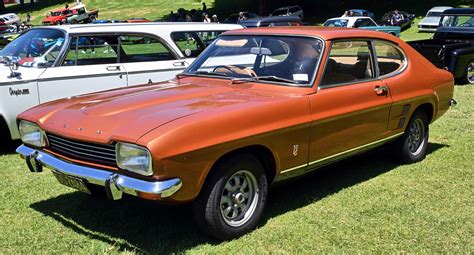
119, 34, 188, 86
307, 40, 393, 167
37, 35, 127, 103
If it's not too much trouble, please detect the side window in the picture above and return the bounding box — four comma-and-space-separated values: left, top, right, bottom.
374, 41, 405, 76
354, 18, 375, 27
119, 35, 176, 63
320, 41, 374, 87
171, 31, 224, 58
62, 35, 119, 66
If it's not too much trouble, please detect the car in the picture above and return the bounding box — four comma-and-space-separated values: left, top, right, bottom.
0, 13, 21, 27
418, 6, 453, 32
343, 9, 375, 18
379, 10, 415, 30
223, 12, 258, 24
92, 19, 127, 24
126, 18, 152, 23
42, 8, 75, 25
16, 26, 455, 240
409, 8, 474, 84
66, 4, 100, 24
324, 16, 401, 36
238, 15, 302, 28
0, 22, 243, 141
270, 5, 304, 20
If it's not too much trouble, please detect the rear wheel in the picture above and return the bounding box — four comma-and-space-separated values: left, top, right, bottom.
393, 110, 429, 163
193, 154, 268, 240
459, 61, 474, 85
70, 19, 78, 24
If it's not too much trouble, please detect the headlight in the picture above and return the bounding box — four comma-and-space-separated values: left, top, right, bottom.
116, 142, 153, 176
18, 120, 47, 147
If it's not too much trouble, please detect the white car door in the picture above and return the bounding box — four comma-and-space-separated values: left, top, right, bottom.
37, 35, 127, 103
119, 35, 189, 86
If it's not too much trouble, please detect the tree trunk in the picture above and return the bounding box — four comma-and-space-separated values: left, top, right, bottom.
20, 0, 25, 7
259, 0, 266, 16
0, 1, 6, 12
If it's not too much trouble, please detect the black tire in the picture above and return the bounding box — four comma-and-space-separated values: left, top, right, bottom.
458, 60, 474, 85
193, 154, 268, 240
70, 19, 78, 24
393, 110, 429, 164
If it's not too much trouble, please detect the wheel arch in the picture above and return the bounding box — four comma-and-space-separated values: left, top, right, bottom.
206, 145, 277, 187
414, 102, 434, 123
0, 115, 12, 141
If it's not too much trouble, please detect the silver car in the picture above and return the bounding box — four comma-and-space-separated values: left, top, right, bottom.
418, 6, 452, 32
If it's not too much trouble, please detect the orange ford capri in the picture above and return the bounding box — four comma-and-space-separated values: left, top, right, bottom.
17, 27, 455, 239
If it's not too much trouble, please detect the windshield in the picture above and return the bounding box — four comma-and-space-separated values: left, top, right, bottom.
0, 29, 65, 67
324, 19, 348, 27
440, 15, 474, 28
272, 9, 288, 16
427, 11, 443, 17
185, 35, 324, 86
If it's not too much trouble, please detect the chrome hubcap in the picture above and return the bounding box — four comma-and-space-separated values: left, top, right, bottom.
407, 118, 425, 156
467, 62, 474, 83
220, 170, 259, 227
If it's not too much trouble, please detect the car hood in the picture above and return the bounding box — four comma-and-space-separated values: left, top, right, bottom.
19, 78, 288, 144
419, 16, 440, 25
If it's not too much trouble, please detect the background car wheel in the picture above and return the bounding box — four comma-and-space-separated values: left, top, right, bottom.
193, 154, 268, 240
70, 19, 78, 24
459, 61, 474, 85
55, 21, 61, 25
393, 110, 429, 164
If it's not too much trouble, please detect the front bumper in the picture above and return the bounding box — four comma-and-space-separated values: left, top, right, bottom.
17, 144, 182, 200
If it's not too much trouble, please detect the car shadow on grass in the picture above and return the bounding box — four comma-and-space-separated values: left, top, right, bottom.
0, 140, 21, 156
29, 142, 447, 253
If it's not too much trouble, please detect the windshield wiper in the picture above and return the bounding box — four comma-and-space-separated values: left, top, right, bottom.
255, 76, 299, 84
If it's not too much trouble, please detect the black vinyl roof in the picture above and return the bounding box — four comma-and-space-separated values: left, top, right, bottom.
443, 8, 474, 15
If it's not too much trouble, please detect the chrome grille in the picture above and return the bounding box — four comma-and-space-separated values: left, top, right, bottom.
47, 133, 117, 167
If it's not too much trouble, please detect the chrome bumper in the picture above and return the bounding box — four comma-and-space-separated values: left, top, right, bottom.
16, 144, 182, 200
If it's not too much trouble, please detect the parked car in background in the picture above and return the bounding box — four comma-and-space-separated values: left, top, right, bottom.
126, 18, 152, 23
0, 22, 242, 141
410, 8, 474, 84
418, 6, 453, 32
239, 15, 302, 27
270, 5, 304, 20
343, 9, 374, 18
223, 12, 258, 23
42, 8, 75, 25
66, 4, 99, 24
0, 13, 21, 27
324, 16, 401, 36
92, 19, 127, 24
17, 27, 454, 240
379, 10, 415, 30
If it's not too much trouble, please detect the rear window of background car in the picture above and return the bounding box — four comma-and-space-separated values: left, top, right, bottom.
171, 31, 223, 58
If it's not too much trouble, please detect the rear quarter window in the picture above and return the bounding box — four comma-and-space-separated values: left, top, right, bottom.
374, 41, 406, 76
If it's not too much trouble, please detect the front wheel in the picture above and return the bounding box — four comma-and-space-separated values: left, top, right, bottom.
193, 155, 268, 240
393, 110, 429, 163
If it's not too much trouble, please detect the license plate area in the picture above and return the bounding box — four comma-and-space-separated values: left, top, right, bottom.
52, 170, 91, 194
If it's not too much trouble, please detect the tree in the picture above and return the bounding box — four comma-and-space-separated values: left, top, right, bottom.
0, 1, 5, 12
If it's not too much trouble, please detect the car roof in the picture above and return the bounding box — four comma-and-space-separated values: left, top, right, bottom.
443, 8, 474, 15
223, 26, 399, 41
348, 9, 370, 13
327, 16, 371, 21
34, 22, 243, 34
428, 6, 453, 12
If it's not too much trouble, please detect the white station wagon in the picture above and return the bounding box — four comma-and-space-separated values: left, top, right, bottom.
0, 22, 242, 141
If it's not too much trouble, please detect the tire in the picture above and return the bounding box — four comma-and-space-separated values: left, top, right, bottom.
193, 154, 268, 240
55, 21, 61, 25
458, 61, 474, 85
89, 15, 97, 22
393, 110, 429, 164
70, 19, 78, 24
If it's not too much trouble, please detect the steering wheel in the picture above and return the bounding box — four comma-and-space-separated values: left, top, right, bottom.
213, 65, 257, 77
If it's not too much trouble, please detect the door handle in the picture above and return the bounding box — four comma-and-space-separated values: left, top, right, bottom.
173, 61, 186, 67
374, 85, 388, 96
106, 66, 121, 71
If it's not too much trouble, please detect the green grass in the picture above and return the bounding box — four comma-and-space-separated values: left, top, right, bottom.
0, 84, 472, 253
15, 0, 215, 25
